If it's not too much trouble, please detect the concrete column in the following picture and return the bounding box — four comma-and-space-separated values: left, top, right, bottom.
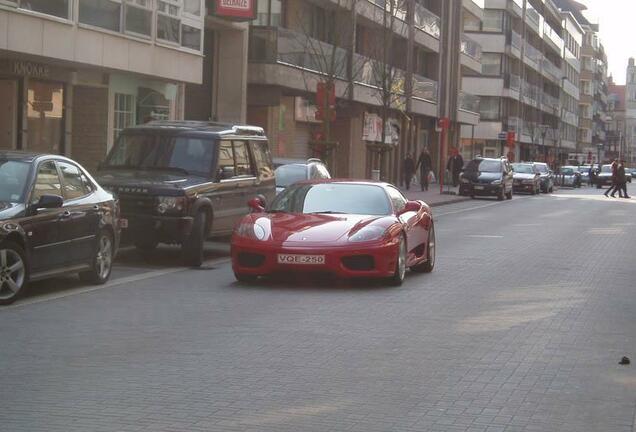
213, 27, 248, 123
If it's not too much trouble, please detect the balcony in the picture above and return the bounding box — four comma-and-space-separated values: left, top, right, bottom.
414, 2, 441, 39
412, 73, 439, 103
543, 22, 564, 54
541, 93, 559, 112
525, 7, 541, 34
541, 59, 561, 83
508, 74, 521, 92
510, 30, 522, 51
459, 91, 480, 113
524, 42, 542, 67
461, 34, 482, 60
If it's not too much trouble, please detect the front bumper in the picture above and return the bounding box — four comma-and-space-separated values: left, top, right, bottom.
231, 237, 399, 279
513, 182, 535, 193
460, 183, 503, 197
121, 213, 194, 244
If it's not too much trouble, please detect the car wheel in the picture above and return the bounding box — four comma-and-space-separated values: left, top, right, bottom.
183, 211, 207, 267
0, 241, 28, 305
79, 231, 114, 285
389, 236, 407, 286
234, 272, 258, 283
411, 223, 435, 273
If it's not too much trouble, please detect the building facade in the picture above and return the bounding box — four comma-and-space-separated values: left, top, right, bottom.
246, 0, 483, 183
624, 58, 636, 164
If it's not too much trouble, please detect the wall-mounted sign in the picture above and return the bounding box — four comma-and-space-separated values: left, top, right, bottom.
208, 0, 256, 21
363, 113, 399, 145
294, 97, 320, 123
0, 60, 50, 79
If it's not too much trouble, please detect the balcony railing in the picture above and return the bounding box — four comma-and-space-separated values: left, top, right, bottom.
414, 2, 441, 39
526, 7, 540, 28
412, 73, 439, 102
459, 91, 480, 113
461, 34, 482, 60
542, 59, 561, 81
542, 93, 559, 111
524, 42, 542, 63
510, 30, 522, 50
508, 74, 521, 91
367, 0, 407, 21
543, 22, 564, 51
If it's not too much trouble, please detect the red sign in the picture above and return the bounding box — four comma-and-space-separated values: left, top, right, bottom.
315, 82, 336, 122
507, 131, 516, 147
438, 117, 450, 129
209, 0, 256, 21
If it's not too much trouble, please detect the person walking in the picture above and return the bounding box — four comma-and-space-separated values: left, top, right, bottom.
446, 149, 464, 188
604, 160, 619, 197
616, 160, 630, 198
403, 153, 416, 191
416, 148, 432, 191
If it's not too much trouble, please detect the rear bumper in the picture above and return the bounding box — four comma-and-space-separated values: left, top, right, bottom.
121, 213, 194, 244
459, 183, 503, 197
513, 183, 535, 193
231, 237, 399, 279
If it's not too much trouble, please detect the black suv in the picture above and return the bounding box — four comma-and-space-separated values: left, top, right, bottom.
97, 121, 275, 266
0, 152, 119, 304
459, 157, 514, 200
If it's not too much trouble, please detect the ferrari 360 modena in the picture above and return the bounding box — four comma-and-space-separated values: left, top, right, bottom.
230, 180, 435, 285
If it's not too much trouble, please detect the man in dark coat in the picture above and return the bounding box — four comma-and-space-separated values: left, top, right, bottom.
403, 153, 416, 190
446, 149, 464, 188
614, 160, 630, 198
605, 160, 619, 197
416, 148, 432, 191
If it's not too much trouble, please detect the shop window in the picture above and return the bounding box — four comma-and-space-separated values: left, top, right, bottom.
27, 81, 65, 155
181, 24, 202, 50
137, 87, 171, 123
19, 0, 70, 19
114, 93, 135, 143
125, 0, 153, 36
157, 0, 181, 43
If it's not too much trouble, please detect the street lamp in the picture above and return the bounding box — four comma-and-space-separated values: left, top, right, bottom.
539, 124, 550, 164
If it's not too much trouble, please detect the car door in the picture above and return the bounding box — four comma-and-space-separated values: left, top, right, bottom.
249, 140, 276, 205
386, 186, 424, 254
212, 140, 241, 233
23, 160, 66, 273
231, 140, 258, 226
56, 161, 100, 265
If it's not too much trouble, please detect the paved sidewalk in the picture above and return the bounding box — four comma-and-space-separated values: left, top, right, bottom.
400, 184, 470, 207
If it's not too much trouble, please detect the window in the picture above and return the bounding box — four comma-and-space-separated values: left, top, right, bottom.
482, 10, 503, 32
58, 161, 90, 200
183, 0, 201, 15
463, 13, 480, 32
181, 24, 201, 50
481, 53, 501, 76
27, 80, 65, 155
31, 161, 62, 203
217, 141, 235, 179
125, 0, 152, 36
385, 186, 407, 212
250, 141, 274, 177
479, 97, 500, 120
157, 0, 181, 43
79, 0, 122, 32
232, 141, 254, 177
166, 137, 215, 175
20, 0, 70, 19
114, 93, 135, 144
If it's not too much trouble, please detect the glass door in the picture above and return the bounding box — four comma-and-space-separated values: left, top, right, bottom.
27, 80, 65, 154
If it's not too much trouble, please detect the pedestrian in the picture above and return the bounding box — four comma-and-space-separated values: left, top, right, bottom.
403, 153, 416, 191
616, 160, 630, 198
416, 148, 432, 191
588, 165, 595, 187
604, 160, 619, 197
446, 149, 464, 188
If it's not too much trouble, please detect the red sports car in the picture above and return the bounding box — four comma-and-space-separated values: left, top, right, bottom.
231, 180, 435, 285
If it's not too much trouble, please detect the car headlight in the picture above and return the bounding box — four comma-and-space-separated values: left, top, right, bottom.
235, 222, 268, 240
491, 179, 502, 185
156, 196, 186, 214
349, 226, 387, 243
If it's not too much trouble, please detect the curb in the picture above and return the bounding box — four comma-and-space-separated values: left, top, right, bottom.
428, 197, 471, 207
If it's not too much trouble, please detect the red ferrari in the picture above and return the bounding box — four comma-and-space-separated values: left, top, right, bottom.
231, 180, 435, 285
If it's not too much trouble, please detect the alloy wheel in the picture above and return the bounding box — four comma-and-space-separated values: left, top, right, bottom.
428, 225, 436, 269
96, 235, 113, 280
397, 239, 407, 282
0, 249, 26, 301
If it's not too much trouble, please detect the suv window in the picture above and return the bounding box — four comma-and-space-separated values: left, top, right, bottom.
217, 141, 235, 179
58, 161, 90, 200
233, 141, 254, 177
251, 141, 274, 177
32, 161, 62, 203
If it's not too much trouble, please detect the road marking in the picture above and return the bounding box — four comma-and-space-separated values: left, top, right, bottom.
512, 223, 541, 227
3, 257, 231, 310
467, 235, 504, 238
434, 195, 533, 218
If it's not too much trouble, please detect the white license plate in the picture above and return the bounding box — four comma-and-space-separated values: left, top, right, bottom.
277, 254, 325, 265
474, 185, 485, 190
119, 218, 128, 229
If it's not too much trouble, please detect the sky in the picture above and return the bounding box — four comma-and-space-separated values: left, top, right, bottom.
580, 0, 635, 84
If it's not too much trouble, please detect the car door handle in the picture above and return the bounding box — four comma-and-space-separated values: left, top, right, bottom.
59, 211, 72, 219
93, 205, 100, 211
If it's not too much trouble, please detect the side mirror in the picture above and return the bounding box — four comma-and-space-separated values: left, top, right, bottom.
34, 194, 63, 210
400, 200, 421, 215
248, 195, 266, 213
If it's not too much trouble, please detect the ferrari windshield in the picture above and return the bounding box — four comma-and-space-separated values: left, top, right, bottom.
269, 183, 392, 215
0, 160, 30, 203
103, 134, 215, 177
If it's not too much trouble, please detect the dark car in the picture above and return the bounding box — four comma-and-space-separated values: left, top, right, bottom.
533, 162, 554, 193
511, 163, 541, 194
273, 158, 331, 194
96, 121, 275, 267
558, 166, 582, 188
596, 164, 613, 188
459, 157, 514, 200
0, 152, 119, 305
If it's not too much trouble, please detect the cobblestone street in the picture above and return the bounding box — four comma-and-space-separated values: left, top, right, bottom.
1, 188, 635, 432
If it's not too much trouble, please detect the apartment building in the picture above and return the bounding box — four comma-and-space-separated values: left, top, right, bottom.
0, 0, 253, 172
246, 0, 483, 182
624, 58, 636, 164
463, 0, 568, 166
607, 76, 625, 162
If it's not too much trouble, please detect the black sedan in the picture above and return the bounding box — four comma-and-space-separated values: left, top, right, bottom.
459, 157, 514, 200
0, 152, 120, 305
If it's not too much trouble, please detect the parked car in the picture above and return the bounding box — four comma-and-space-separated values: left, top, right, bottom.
0, 152, 120, 305
96, 121, 275, 267
596, 164, 613, 188
576, 165, 592, 185
626, 169, 633, 183
533, 162, 554, 193
273, 158, 331, 194
231, 180, 435, 286
459, 157, 514, 200
558, 166, 582, 188
511, 163, 541, 194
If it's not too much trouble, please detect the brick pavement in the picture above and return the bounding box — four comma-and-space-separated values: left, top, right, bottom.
0, 188, 635, 432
